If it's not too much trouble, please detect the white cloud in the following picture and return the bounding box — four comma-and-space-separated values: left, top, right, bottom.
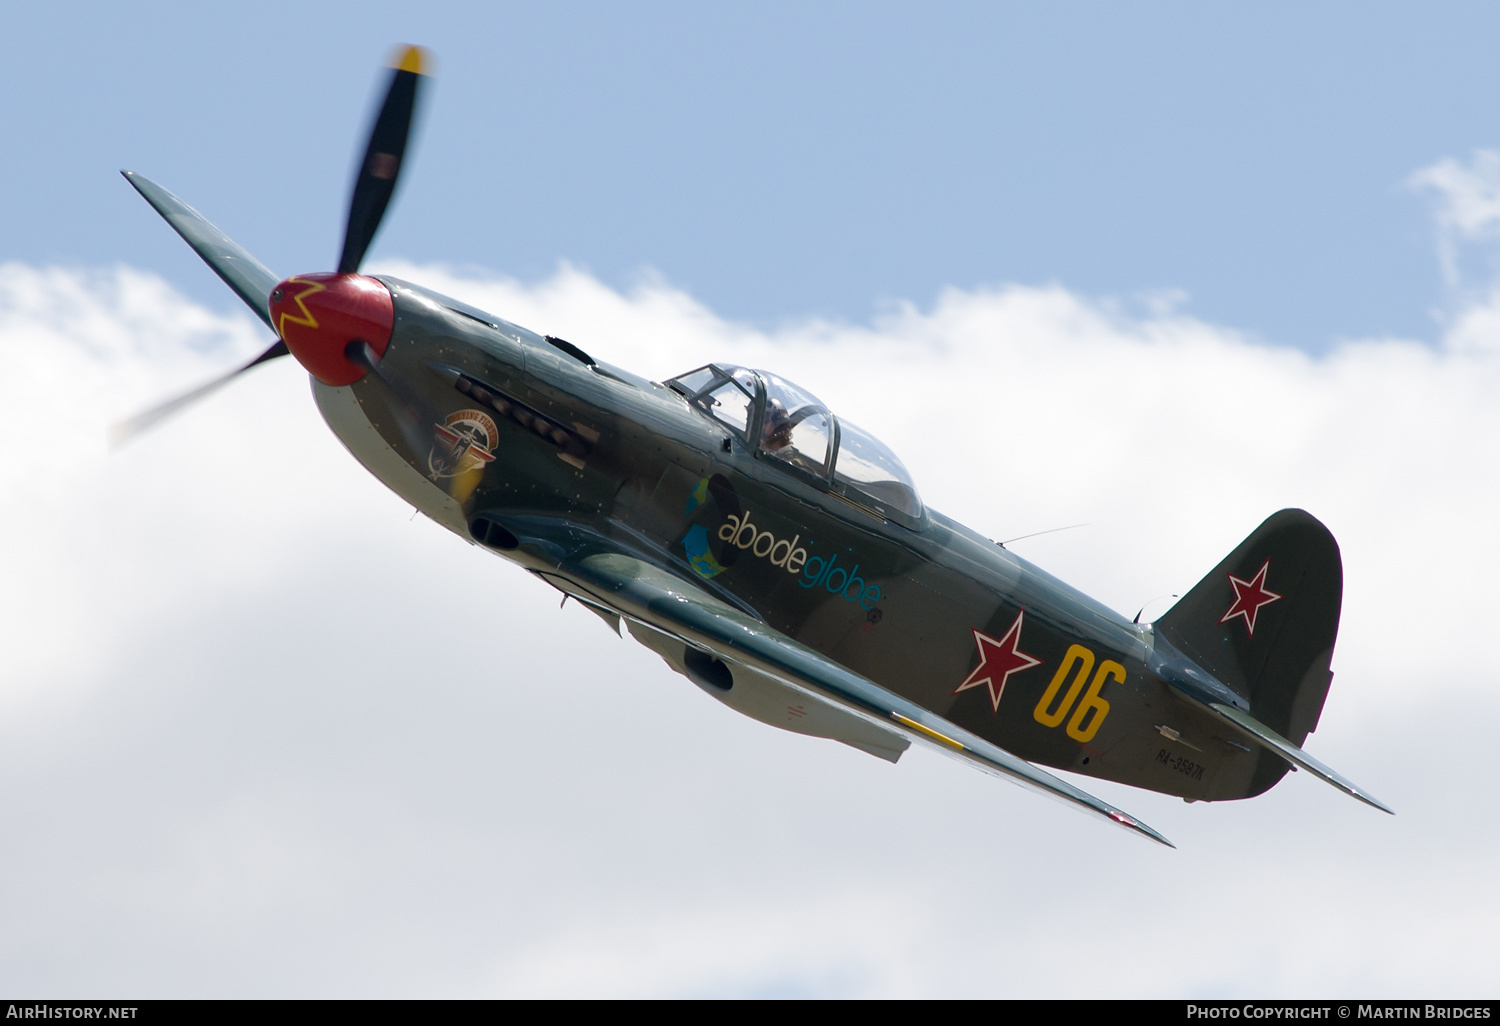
1, 247, 1497, 996
1410, 151, 1500, 242
1410, 149, 1500, 315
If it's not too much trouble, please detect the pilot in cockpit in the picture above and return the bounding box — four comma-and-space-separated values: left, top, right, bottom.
761, 399, 793, 453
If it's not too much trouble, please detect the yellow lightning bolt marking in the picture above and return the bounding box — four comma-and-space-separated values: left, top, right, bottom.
276, 277, 327, 340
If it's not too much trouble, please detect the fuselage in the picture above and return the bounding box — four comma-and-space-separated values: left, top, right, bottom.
314, 276, 1276, 802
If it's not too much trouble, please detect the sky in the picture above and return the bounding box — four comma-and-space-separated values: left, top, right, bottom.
3, 1, 1500, 998
12, 1, 1500, 350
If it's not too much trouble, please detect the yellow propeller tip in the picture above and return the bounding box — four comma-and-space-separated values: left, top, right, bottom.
391, 44, 430, 76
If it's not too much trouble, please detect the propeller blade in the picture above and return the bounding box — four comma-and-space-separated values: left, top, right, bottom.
338, 45, 430, 275
121, 171, 281, 330
110, 340, 289, 447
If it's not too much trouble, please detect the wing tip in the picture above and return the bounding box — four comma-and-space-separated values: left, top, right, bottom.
1107, 809, 1175, 848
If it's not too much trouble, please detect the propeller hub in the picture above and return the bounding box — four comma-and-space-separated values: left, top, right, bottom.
269, 273, 394, 386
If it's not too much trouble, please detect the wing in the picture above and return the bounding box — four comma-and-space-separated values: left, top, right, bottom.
545, 544, 1174, 847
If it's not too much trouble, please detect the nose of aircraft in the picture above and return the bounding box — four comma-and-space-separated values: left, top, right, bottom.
269, 273, 395, 386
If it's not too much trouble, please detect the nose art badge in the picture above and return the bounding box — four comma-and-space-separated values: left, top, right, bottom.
429, 408, 498, 479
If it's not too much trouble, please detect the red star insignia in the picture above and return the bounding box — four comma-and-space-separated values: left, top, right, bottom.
1220, 560, 1282, 637
953, 611, 1044, 714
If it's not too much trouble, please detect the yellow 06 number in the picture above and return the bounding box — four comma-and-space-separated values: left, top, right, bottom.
1032, 643, 1120, 744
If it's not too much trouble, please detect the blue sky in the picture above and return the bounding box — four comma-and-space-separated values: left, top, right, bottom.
8, 2, 1500, 349
5, 2, 1500, 998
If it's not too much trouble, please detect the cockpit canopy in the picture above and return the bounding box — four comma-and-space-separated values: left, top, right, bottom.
667, 364, 923, 526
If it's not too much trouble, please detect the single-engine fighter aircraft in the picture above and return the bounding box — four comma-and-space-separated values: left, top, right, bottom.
118, 47, 1391, 847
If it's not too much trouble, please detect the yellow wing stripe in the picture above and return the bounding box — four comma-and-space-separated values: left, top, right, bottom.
891, 712, 965, 751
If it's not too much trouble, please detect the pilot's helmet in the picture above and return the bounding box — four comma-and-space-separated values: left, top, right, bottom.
768, 396, 792, 432
762, 399, 792, 446
764, 398, 789, 428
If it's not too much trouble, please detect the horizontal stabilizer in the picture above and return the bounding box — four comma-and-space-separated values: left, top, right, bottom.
121, 171, 280, 329
1206, 701, 1393, 814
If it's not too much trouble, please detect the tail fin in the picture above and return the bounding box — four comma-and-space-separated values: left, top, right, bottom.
1151, 510, 1389, 811
1156, 510, 1341, 785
